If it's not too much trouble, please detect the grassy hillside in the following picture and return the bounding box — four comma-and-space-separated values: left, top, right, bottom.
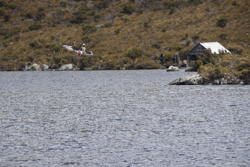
0, 0, 249, 70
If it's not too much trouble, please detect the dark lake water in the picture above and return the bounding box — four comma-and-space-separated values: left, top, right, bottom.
0, 70, 250, 167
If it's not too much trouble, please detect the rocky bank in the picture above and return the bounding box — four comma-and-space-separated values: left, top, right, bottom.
169, 74, 244, 85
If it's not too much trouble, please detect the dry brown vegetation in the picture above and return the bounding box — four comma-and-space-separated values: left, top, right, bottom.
0, 0, 249, 70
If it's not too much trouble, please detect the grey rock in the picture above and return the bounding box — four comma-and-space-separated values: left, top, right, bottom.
212, 75, 242, 85
166, 66, 179, 72
58, 64, 75, 71
169, 74, 204, 85
41, 64, 49, 71
25, 64, 41, 71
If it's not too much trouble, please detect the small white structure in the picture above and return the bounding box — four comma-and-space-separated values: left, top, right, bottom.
166, 65, 179, 72
188, 42, 231, 55
187, 42, 231, 63
59, 64, 74, 71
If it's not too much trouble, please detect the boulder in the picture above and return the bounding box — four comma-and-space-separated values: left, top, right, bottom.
41, 64, 49, 71
24, 63, 41, 71
211, 75, 242, 85
58, 64, 75, 71
166, 65, 179, 72
169, 74, 204, 85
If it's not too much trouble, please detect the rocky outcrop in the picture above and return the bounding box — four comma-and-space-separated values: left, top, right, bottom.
169, 74, 203, 85
24, 64, 41, 71
209, 75, 243, 85
169, 74, 244, 85
58, 64, 75, 71
41, 64, 49, 71
166, 66, 179, 72
24, 64, 50, 71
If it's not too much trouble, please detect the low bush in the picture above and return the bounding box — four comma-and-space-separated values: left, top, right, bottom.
126, 48, 145, 60
82, 24, 97, 34
133, 57, 160, 69
0, 28, 19, 38
199, 64, 230, 81
0, 8, 5, 16
121, 4, 135, 15
29, 24, 42, 31
216, 18, 227, 28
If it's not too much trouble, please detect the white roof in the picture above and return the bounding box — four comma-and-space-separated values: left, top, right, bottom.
200, 42, 231, 54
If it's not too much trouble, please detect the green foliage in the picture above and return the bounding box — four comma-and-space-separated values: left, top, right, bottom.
0, 28, 19, 38
216, 18, 227, 28
126, 48, 145, 60
3, 15, 10, 22
45, 44, 61, 52
229, 48, 243, 55
121, 4, 135, 15
132, 57, 160, 69
29, 24, 42, 31
163, 1, 182, 10
191, 50, 218, 71
82, 24, 97, 34
239, 69, 250, 84
95, 0, 110, 10
0, 8, 5, 16
198, 54, 250, 84
70, 15, 87, 24
199, 64, 229, 81
0, 1, 16, 9
71, 5, 94, 24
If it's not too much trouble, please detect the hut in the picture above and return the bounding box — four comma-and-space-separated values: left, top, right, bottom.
187, 42, 231, 62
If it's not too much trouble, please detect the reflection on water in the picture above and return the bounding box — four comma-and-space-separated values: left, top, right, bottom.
0, 70, 250, 167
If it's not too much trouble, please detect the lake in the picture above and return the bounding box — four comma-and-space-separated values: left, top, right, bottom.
0, 70, 249, 167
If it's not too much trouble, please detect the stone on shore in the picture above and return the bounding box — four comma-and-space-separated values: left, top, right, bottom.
41, 64, 49, 71
166, 66, 179, 72
169, 74, 203, 85
25, 63, 41, 71
58, 64, 75, 71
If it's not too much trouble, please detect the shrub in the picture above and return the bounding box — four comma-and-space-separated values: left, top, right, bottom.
152, 43, 161, 49
199, 64, 229, 81
121, 4, 135, 15
24, 13, 33, 19
82, 24, 97, 34
191, 50, 218, 71
0, 28, 19, 38
133, 57, 160, 69
95, 0, 110, 10
0, 9, 5, 16
29, 24, 42, 31
229, 48, 243, 55
0, 1, 7, 7
70, 15, 87, 24
143, 22, 149, 28
104, 23, 113, 28
216, 18, 227, 28
29, 41, 43, 49
81, 36, 91, 43
239, 69, 250, 84
114, 29, 120, 35
60, 1, 67, 7
0, 2, 16, 9
218, 34, 228, 40
163, 1, 181, 10
126, 48, 145, 60
46, 44, 61, 52
34, 11, 45, 21
4, 15, 10, 22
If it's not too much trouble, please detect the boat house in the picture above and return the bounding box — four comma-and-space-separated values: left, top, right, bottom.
187, 42, 231, 61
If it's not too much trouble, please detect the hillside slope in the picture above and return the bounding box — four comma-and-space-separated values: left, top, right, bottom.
0, 0, 249, 70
